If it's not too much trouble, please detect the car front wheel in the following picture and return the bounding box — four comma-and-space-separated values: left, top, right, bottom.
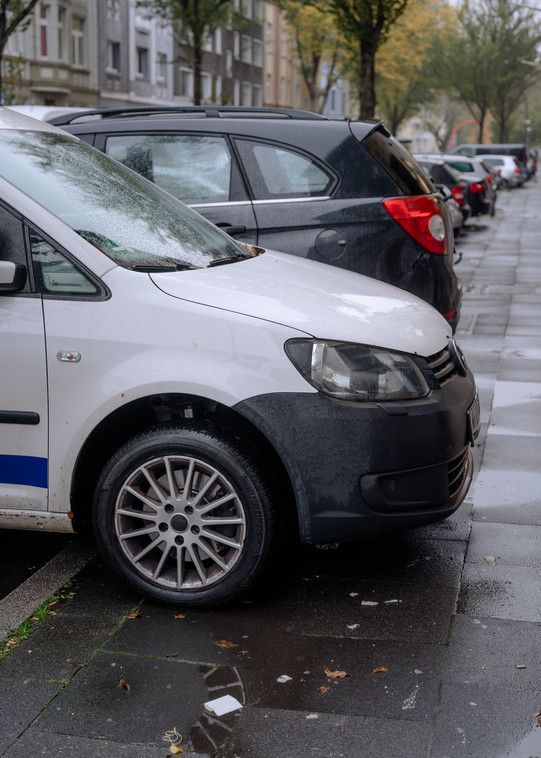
93, 424, 280, 608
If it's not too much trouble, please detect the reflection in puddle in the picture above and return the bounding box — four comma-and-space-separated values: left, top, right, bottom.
505, 722, 541, 757
190, 665, 246, 754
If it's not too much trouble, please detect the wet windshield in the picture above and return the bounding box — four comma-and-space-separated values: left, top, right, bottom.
0, 130, 248, 270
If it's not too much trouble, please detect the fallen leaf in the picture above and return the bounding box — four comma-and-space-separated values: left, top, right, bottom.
168, 746, 183, 755
127, 609, 142, 620
317, 686, 330, 693
324, 666, 350, 678
174, 613, 186, 619
515, 664, 527, 669
214, 640, 238, 648
118, 679, 131, 691
166, 652, 179, 659
372, 666, 389, 674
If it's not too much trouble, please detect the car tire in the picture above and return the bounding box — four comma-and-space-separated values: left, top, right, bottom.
93, 423, 281, 608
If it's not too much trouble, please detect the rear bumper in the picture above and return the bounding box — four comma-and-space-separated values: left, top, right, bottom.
234, 370, 477, 544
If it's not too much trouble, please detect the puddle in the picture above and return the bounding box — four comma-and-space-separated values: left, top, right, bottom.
189, 665, 246, 755
505, 723, 541, 757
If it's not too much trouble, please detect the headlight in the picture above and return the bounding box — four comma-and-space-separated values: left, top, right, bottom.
285, 340, 430, 401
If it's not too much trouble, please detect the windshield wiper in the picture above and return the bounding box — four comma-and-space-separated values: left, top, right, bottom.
131, 263, 195, 272
207, 254, 254, 268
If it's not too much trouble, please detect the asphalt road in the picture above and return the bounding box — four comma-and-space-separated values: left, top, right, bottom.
0, 179, 540, 758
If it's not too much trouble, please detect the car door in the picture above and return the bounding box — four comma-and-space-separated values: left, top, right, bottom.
97, 132, 258, 246
0, 202, 49, 511
232, 137, 354, 264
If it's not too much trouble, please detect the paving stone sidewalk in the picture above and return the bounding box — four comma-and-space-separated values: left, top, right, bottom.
1, 181, 540, 758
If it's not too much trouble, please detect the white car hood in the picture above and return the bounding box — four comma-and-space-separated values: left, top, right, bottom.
150, 251, 451, 356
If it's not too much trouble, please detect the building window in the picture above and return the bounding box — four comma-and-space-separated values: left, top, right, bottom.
226, 50, 233, 79
240, 35, 252, 64
72, 17, 85, 66
233, 79, 240, 105
252, 39, 263, 67
214, 28, 222, 55
179, 67, 193, 98
201, 71, 212, 101
265, 73, 271, 102
39, 5, 49, 58
241, 0, 252, 18
253, 0, 263, 22
107, 41, 121, 73
252, 84, 262, 107
233, 32, 239, 60
241, 81, 251, 106
156, 53, 167, 82
136, 47, 149, 78
213, 74, 222, 102
57, 8, 66, 60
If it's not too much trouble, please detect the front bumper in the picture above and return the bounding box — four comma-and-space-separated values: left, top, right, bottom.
234, 369, 477, 544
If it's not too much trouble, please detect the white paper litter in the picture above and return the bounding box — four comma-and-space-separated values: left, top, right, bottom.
204, 695, 243, 716
277, 674, 293, 683
361, 601, 378, 606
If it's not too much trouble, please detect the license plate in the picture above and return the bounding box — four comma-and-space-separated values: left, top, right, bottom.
467, 393, 481, 445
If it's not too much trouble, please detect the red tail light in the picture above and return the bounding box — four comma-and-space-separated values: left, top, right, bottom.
451, 186, 465, 205
383, 195, 448, 255
486, 175, 493, 184
470, 181, 486, 193
514, 166, 521, 174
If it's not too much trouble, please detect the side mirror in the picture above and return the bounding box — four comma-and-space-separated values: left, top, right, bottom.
435, 183, 452, 200
0, 261, 27, 292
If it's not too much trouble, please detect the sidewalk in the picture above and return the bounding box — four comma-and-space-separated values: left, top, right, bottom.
1, 181, 540, 758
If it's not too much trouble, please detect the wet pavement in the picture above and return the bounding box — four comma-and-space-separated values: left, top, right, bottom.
1, 180, 541, 757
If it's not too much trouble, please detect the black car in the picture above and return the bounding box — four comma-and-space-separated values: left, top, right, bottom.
414, 154, 472, 227
443, 156, 497, 218
53, 107, 462, 330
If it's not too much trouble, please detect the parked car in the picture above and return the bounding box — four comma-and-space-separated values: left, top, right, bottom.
443, 155, 497, 217
452, 142, 532, 178
0, 108, 479, 607
414, 154, 472, 230
51, 106, 462, 331
480, 154, 526, 188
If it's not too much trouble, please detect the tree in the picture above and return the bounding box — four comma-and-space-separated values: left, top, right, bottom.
138, 0, 236, 105
435, 0, 541, 143
279, 1, 346, 113
375, 0, 452, 133
0, 0, 41, 104
310, 0, 409, 119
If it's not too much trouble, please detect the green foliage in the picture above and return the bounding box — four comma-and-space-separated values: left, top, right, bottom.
137, 0, 238, 104
308, 0, 410, 118
434, 0, 541, 143
0, 0, 41, 102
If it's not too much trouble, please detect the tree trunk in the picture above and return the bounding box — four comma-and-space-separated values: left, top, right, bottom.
359, 44, 376, 119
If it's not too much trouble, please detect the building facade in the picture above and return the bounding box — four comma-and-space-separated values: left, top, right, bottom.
2, 0, 346, 115
2, 0, 99, 107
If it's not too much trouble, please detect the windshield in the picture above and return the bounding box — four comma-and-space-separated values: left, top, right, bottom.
0, 129, 248, 270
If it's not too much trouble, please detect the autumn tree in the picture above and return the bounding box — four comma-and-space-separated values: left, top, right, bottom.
137, 0, 237, 105
0, 0, 40, 104
279, 1, 346, 113
375, 0, 452, 134
310, 0, 409, 119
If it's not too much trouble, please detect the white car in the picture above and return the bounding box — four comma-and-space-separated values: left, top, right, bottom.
479, 154, 526, 188
0, 108, 479, 608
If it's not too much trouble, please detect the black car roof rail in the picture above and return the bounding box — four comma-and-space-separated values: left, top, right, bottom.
48, 106, 328, 126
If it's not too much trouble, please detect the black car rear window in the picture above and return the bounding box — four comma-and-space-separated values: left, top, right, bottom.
362, 129, 433, 195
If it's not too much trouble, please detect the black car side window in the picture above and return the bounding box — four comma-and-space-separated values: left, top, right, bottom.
104, 134, 233, 204
235, 139, 333, 200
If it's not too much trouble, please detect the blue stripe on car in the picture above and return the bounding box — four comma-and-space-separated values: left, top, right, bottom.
0, 455, 47, 488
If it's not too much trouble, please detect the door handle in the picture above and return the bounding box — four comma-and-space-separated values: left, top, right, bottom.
215, 223, 247, 236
